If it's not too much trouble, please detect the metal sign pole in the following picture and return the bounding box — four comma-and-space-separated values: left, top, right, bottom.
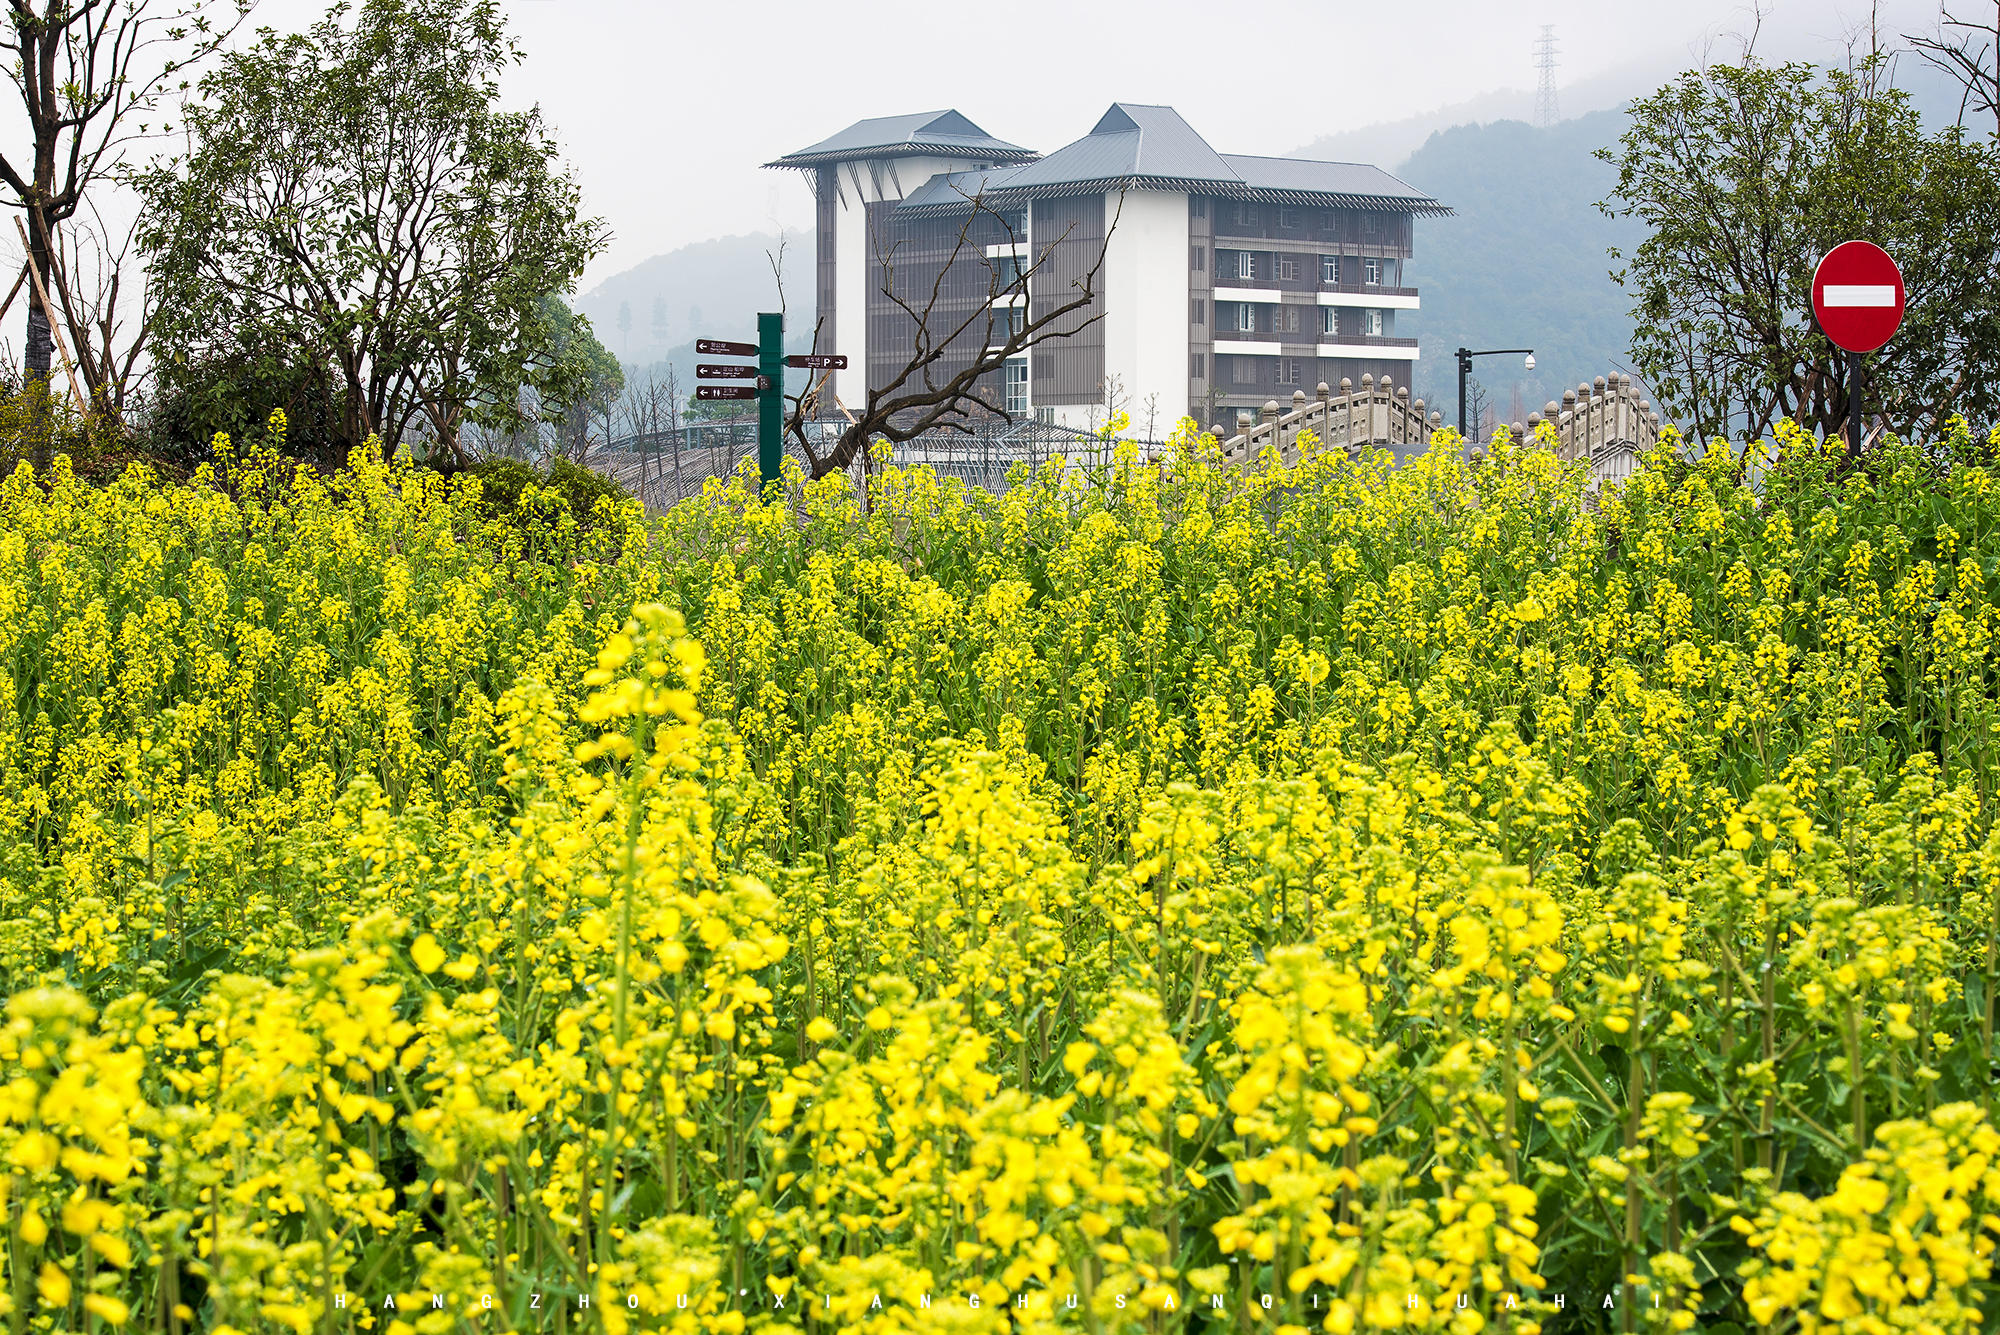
1849, 348, 1863, 461
758, 312, 783, 492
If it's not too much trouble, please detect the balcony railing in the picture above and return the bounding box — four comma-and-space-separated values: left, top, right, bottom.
1211, 330, 1418, 349
1211, 278, 1420, 300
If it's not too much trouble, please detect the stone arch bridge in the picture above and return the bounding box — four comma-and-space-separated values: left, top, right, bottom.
1214, 370, 1664, 488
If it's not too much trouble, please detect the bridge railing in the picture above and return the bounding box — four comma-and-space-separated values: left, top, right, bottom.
1213, 370, 1665, 482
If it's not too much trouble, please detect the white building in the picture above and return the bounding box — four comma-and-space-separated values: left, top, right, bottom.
769, 105, 1449, 435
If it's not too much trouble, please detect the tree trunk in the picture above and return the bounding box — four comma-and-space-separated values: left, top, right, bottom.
23, 225, 56, 471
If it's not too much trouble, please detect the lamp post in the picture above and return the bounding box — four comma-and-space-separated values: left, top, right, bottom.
1456, 346, 1536, 444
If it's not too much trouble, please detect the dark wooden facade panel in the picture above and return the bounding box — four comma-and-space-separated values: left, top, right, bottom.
862, 201, 1017, 415
1210, 354, 1417, 406
1028, 195, 1106, 406
1209, 198, 1414, 254
1188, 195, 1214, 425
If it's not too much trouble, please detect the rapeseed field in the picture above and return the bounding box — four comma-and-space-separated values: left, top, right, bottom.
3, 412, 1998, 1333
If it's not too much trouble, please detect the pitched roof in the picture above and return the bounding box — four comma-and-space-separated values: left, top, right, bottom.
1220, 154, 1445, 211
766, 110, 1037, 169
896, 165, 1031, 211
897, 103, 1450, 216
1001, 104, 1236, 191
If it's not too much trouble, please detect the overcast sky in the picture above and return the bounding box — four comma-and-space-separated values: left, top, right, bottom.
3, 0, 1953, 297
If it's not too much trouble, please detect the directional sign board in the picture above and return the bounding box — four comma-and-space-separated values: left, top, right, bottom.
696, 385, 758, 401
1812, 241, 1904, 354
696, 338, 759, 357
786, 353, 848, 370
698, 363, 759, 380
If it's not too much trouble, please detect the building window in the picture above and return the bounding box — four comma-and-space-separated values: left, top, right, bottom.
1364, 258, 1382, 285
1364, 211, 1381, 233
1279, 206, 1301, 228
1282, 306, 1300, 334
1005, 357, 1028, 413
1191, 197, 1206, 218
1233, 201, 1259, 227
1363, 309, 1383, 336
1231, 356, 1257, 386
1322, 306, 1338, 336
1191, 352, 1205, 379
1191, 244, 1205, 272
1278, 358, 1300, 386
992, 305, 1024, 340
1192, 298, 1205, 325
1275, 255, 1297, 281
1237, 303, 1256, 332
1236, 251, 1256, 280
991, 254, 1024, 291
997, 207, 1026, 237
1321, 255, 1340, 283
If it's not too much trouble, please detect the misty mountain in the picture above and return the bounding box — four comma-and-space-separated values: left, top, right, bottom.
1394, 109, 1646, 426
575, 231, 812, 367
1290, 58, 1667, 174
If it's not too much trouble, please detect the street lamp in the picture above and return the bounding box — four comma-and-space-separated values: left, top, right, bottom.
1456, 346, 1536, 444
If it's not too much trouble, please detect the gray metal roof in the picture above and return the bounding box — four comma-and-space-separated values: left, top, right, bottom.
767, 110, 1037, 169
896, 165, 1030, 211
898, 104, 1449, 216
1220, 154, 1443, 209
1000, 105, 1235, 191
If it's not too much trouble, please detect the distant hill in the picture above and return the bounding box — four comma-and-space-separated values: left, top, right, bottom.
1288, 57, 1669, 173
575, 232, 812, 366
1391, 109, 1648, 428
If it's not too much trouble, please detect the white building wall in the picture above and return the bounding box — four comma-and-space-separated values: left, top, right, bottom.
828, 154, 972, 407
1099, 189, 1191, 438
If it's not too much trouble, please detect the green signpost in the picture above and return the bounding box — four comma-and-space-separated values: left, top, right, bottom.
697, 316, 846, 495
758, 312, 783, 492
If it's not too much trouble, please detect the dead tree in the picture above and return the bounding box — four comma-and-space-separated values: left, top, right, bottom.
1907, 3, 2000, 144
782, 185, 1119, 481
3, 0, 249, 443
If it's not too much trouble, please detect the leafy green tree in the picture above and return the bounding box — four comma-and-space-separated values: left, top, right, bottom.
136, 0, 607, 464
1599, 58, 2000, 444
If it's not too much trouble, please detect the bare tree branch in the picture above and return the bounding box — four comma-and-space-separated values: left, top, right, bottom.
1906, 1, 2000, 144
783, 183, 1121, 481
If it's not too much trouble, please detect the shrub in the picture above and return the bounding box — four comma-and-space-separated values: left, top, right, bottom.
464, 453, 633, 523
138, 338, 350, 471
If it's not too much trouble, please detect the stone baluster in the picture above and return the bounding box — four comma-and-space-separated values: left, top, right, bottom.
1360, 374, 1374, 445
1561, 389, 1578, 459
1395, 385, 1409, 447
1592, 376, 1608, 457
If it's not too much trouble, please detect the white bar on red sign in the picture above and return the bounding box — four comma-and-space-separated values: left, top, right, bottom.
1823, 285, 1897, 306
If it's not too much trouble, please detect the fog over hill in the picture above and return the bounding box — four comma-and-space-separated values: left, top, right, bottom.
575, 231, 810, 370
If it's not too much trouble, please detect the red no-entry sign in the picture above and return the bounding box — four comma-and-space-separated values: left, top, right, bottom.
1812, 241, 1904, 353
